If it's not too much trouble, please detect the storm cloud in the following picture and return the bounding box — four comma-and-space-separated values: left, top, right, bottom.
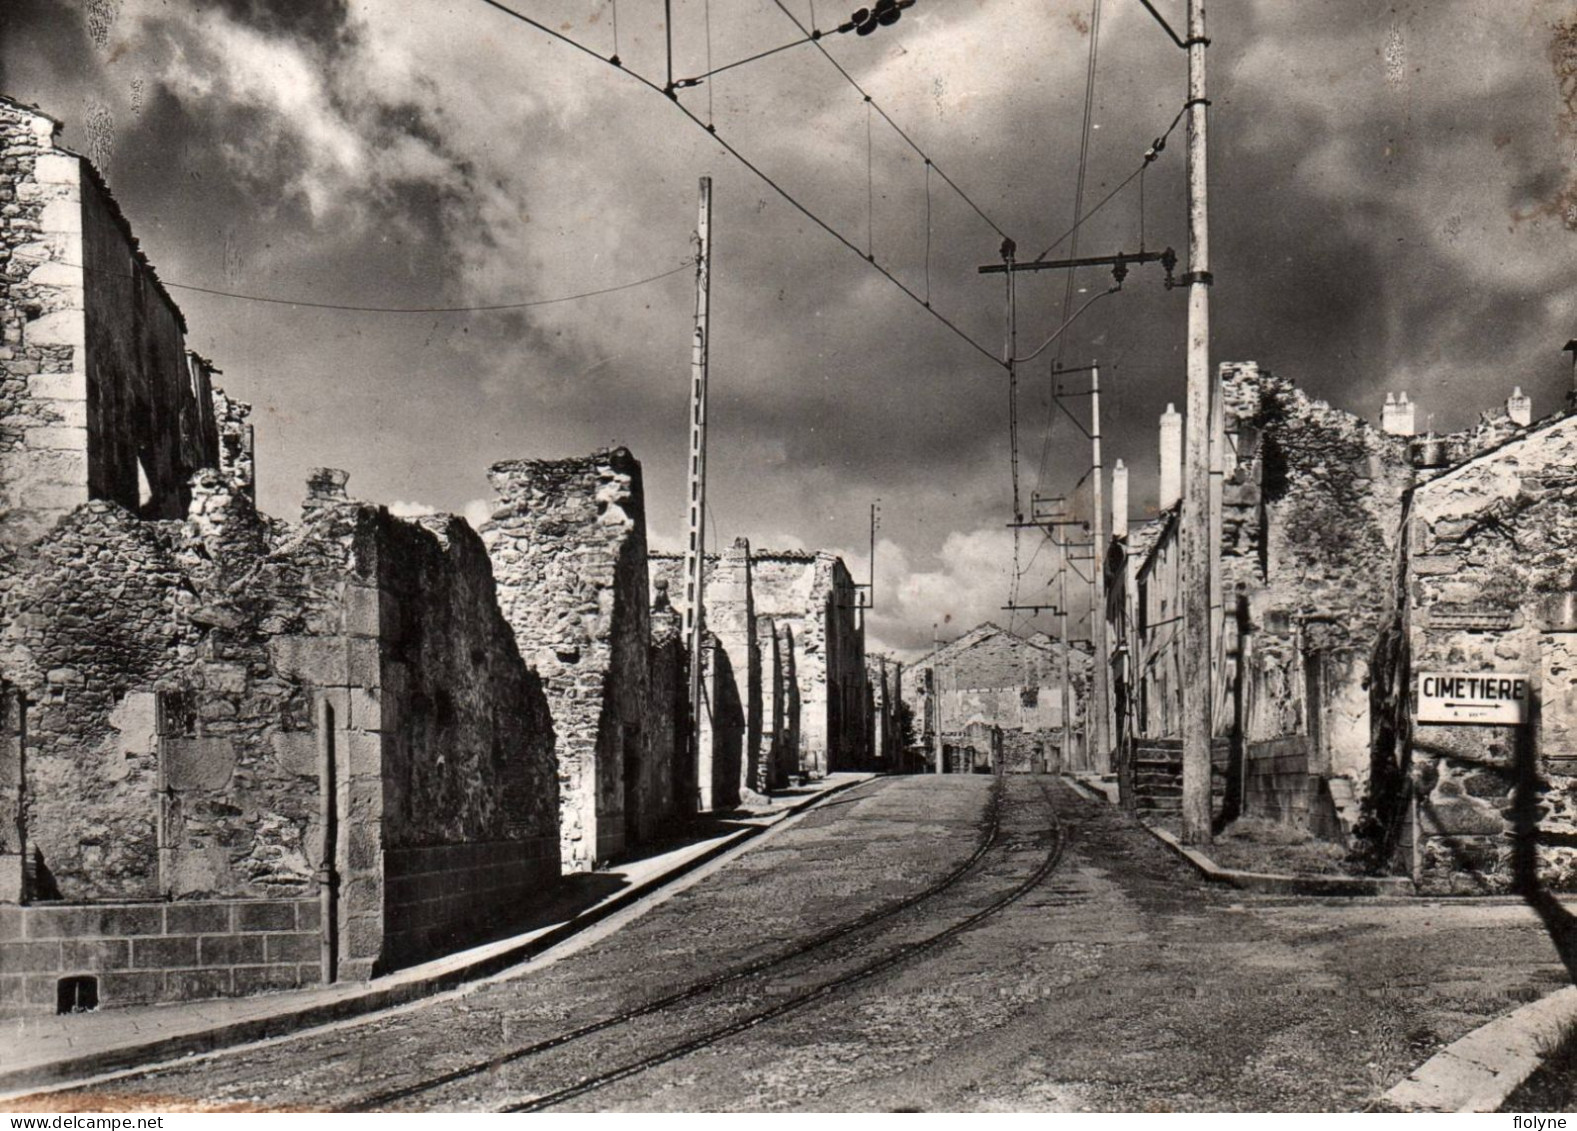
4, 0, 1575, 655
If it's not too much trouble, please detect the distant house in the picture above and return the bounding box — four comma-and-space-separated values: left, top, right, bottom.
902, 623, 1089, 773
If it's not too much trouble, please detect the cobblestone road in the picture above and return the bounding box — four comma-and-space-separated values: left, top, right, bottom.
22, 776, 1577, 1112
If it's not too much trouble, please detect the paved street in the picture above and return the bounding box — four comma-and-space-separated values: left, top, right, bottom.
18, 776, 1574, 1113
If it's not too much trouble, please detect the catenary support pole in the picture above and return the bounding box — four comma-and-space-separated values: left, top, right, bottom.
684, 176, 713, 812
1090, 361, 1112, 774
1179, 0, 1214, 844
1059, 533, 1073, 773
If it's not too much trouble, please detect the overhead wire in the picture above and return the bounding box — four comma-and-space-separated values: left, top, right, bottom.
12, 247, 696, 314
473, 0, 1006, 369
1023, 0, 1103, 610
766, 0, 1011, 242
1032, 101, 1186, 264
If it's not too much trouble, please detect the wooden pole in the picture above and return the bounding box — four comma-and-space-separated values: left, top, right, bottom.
1179, 0, 1214, 844
684, 176, 713, 812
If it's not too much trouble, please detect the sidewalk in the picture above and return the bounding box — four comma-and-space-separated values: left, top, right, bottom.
0, 774, 873, 1096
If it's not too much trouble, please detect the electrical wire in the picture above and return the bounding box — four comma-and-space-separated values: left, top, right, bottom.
704, 0, 715, 125
1012, 284, 1120, 364
1054, 0, 1104, 379
767, 0, 1011, 242
12, 249, 696, 314
924, 160, 932, 306
1032, 102, 1186, 264
473, 0, 1006, 369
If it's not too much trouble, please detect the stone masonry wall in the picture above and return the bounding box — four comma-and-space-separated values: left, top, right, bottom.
706, 539, 760, 802
1, 898, 320, 1016
1, 100, 89, 551
79, 168, 207, 520
1404, 413, 1577, 893
646, 590, 687, 833
1222, 363, 1414, 793
364, 509, 560, 971
485, 449, 652, 870
1, 98, 218, 551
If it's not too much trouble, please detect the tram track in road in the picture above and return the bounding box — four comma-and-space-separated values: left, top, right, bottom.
338, 774, 1014, 1112
345, 776, 1068, 1113
497, 777, 1068, 1113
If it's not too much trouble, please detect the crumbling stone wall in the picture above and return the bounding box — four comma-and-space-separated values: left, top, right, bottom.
1401, 414, 1577, 892
646, 588, 688, 831
486, 449, 652, 869
0, 98, 217, 551
1220, 363, 1414, 828
776, 623, 799, 784
1, 99, 90, 549
0, 466, 559, 1006
757, 614, 785, 792
706, 539, 762, 801
904, 624, 1087, 769
364, 508, 560, 970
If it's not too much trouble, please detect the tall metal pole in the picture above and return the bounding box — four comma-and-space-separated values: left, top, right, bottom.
1090, 361, 1111, 774
1059, 535, 1072, 774
1179, 0, 1214, 844
683, 176, 713, 812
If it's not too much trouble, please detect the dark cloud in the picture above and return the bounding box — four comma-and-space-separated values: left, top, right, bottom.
4, 0, 1576, 654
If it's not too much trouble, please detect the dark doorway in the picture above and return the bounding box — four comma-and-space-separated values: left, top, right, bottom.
57, 974, 98, 1014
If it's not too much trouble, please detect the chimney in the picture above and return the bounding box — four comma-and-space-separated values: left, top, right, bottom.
1158, 404, 1182, 510
1381, 391, 1416, 437
1508, 386, 1532, 427
1111, 459, 1129, 540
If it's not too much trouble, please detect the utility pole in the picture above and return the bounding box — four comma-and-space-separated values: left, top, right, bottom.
683, 176, 713, 813
1089, 361, 1111, 774
1058, 532, 1072, 774
1178, 0, 1214, 845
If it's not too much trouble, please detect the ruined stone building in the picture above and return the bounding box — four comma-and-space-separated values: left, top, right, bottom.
482, 449, 684, 871
0, 98, 562, 1015
866, 653, 910, 773
1105, 356, 1577, 876
1372, 403, 1577, 892
903, 623, 1089, 774
651, 545, 872, 793
751, 549, 870, 775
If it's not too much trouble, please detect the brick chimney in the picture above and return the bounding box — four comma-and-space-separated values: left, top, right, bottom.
1111, 459, 1129, 540
1158, 404, 1182, 510
1508, 386, 1532, 427
1381, 391, 1416, 437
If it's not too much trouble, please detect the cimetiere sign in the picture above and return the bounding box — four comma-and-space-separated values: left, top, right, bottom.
1416, 671, 1529, 725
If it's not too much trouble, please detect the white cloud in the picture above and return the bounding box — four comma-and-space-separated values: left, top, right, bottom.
462, 498, 494, 530
387, 499, 437, 517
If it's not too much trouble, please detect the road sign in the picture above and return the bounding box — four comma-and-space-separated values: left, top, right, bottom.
1416, 671, 1530, 726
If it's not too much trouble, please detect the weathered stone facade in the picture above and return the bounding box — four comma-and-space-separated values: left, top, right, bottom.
903, 623, 1088, 773
1110, 364, 1414, 832
652, 546, 870, 787
484, 450, 655, 870
0, 98, 227, 552
751, 551, 869, 774
1386, 412, 1577, 892
0, 101, 561, 1014
0, 467, 561, 1011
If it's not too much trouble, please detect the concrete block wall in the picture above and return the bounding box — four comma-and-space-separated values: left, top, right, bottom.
0, 898, 320, 1016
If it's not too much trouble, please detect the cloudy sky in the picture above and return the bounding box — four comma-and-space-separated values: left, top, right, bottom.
3, 0, 1574, 658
